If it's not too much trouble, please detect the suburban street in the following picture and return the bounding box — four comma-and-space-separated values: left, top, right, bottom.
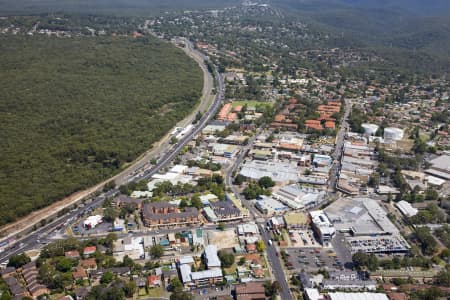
328, 98, 352, 191
224, 132, 293, 300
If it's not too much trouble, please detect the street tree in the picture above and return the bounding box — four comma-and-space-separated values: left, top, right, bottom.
149, 244, 164, 259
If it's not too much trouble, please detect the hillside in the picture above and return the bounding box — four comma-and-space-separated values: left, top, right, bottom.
270, 0, 450, 74
0, 0, 240, 15
0, 35, 202, 226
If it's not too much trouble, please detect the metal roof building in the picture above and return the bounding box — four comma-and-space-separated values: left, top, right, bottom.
204, 245, 221, 268
395, 200, 418, 217
328, 292, 389, 300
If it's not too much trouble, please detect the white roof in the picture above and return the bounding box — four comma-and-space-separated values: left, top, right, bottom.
237, 222, 259, 235
204, 245, 221, 268
426, 175, 446, 186
200, 194, 219, 202
304, 288, 322, 300
396, 201, 418, 217
329, 292, 389, 300
180, 264, 192, 283
429, 155, 450, 171
190, 268, 222, 280
170, 165, 188, 174
310, 210, 332, 227
179, 256, 195, 265
130, 191, 152, 198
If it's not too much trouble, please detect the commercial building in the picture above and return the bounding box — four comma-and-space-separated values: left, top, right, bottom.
204, 245, 221, 268
83, 215, 102, 229
383, 127, 404, 141
235, 282, 267, 300
113, 237, 145, 260
313, 154, 332, 167
309, 210, 335, 244
255, 196, 288, 215
179, 264, 223, 287
324, 197, 410, 253
141, 202, 201, 228
273, 185, 325, 210
209, 143, 239, 158
323, 271, 377, 291
362, 123, 379, 136
179, 244, 223, 287
395, 200, 418, 217
425, 154, 450, 180
240, 160, 300, 183
113, 195, 144, 210
328, 292, 389, 300
209, 200, 242, 222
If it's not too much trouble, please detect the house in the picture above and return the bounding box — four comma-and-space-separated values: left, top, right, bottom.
108, 267, 131, 276
83, 246, 97, 257
245, 243, 257, 253
73, 266, 88, 281
80, 258, 97, 270
4, 277, 27, 298
0, 267, 16, 279
252, 268, 264, 278
148, 275, 161, 287
135, 277, 147, 289
113, 195, 144, 210
74, 287, 90, 300
29, 284, 49, 298
162, 269, 179, 287
235, 282, 266, 300
65, 250, 81, 259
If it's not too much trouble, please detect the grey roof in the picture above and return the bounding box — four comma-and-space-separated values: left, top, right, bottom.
204, 245, 221, 268
0, 267, 16, 275
142, 203, 199, 221
114, 195, 144, 205
209, 201, 240, 217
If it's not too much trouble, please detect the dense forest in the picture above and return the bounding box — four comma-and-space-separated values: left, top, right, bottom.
0, 0, 240, 16
0, 35, 202, 225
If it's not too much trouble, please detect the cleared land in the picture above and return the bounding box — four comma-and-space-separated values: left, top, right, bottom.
0, 35, 202, 226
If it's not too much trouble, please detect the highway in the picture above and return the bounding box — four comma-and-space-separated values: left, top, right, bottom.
0, 38, 224, 264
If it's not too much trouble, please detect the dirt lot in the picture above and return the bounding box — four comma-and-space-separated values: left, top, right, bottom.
207, 229, 239, 249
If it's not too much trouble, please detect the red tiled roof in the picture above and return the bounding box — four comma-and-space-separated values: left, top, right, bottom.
80, 258, 97, 269
325, 121, 336, 129
83, 246, 96, 254
306, 123, 324, 131
65, 251, 80, 258
73, 266, 87, 279
246, 244, 256, 251
234, 105, 243, 112
274, 114, 286, 122
305, 119, 321, 125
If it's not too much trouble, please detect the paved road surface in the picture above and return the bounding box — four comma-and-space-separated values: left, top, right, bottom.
224, 132, 293, 300
328, 98, 352, 191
